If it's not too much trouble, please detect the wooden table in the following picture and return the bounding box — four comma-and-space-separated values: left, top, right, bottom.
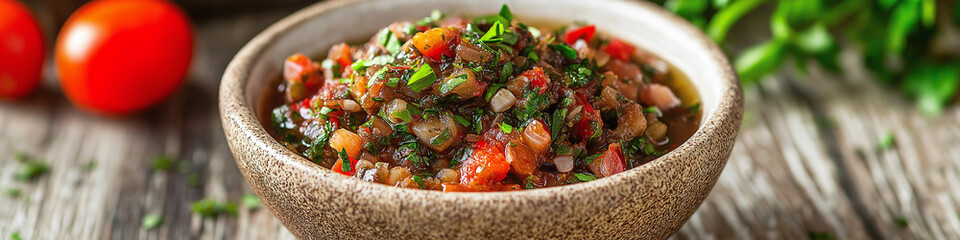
3, 2, 959, 240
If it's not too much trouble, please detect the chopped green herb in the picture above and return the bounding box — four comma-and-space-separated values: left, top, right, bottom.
689, 102, 701, 114
82, 160, 97, 172
191, 199, 238, 218
152, 155, 175, 171
499, 4, 513, 22
432, 129, 452, 145
15, 160, 50, 182
551, 109, 568, 141
895, 217, 908, 227
808, 231, 835, 240
450, 113, 471, 127
528, 51, 540, 61
473, 109, 486, 134
484, 84, 504, 102
500, 63, 514, 82
368, 55, 395, 66
480, 20, 506, 43
394, 106, 413, 123
317, 107, 334, 119
498, 122, 514, 133
549, 44, 578, 59
643, 106, 661, 114
501, 31, 520, 45
574, 173, 597, 182
339, 148, 352, 172
877, 132, 895, 151
439, 74, 468, 94
386, 77, 400, 87
561, 98, 574, 106
142, 214, 164, 230
242, 194, 262, 210
11, 232, 21, 240
525, 182, 534, 189
583, 153, 602, 165
378, 28, 403, 54
367, 67, 390, 89
6, 188, 21, 198
412, 175, 426, 189
408, 64, 438, 92
13, 152, 29, 163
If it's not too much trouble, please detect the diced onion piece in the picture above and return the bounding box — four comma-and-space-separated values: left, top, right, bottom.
573, 39, 594, 60
646, 120, 668, 142
504, 142, 536, 177
341, 100, 360, 112
383, 99, 409, 123
553, 155, 574, 172
505, 76, 528, 97
442, 68, 484, 99
437, 169, 460, 184
329, 129, 364, 159
388, 166, 412, 186
521, 119, 551, 154
490, 89, 517, 113
597, 86, 619, 112
641, 84, 681, 110
614, 103, 646, 140
411, 114, 461, 151
596, 51, 611, 67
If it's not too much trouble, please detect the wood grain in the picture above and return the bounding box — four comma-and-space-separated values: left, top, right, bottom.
2, 1, 960, 239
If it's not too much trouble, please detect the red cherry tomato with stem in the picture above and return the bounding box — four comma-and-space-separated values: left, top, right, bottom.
55, 0, 193, 114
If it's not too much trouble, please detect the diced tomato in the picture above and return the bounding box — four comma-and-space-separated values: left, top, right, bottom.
600, 38, 636, 61
571, 93, 602, 141
588, 143, 625, 178
563, 25, 596, 45
331, 153, 359, 176
284, 54, 322, 90
521, 67, 549, 94
328, 43, 353, 68
411, 27, 459, 61
458, 137, 511, 191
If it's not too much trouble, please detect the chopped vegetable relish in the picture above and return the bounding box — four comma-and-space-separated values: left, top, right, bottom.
262, 5, 701, 192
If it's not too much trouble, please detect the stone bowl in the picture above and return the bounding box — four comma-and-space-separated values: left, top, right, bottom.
219, 0, 742, 239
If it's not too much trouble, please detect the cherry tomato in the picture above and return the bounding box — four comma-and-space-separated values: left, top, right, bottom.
601, 37, 636, 61
55, 0, 193, 114
0, 0, 45, 99
563, 25, 595, 45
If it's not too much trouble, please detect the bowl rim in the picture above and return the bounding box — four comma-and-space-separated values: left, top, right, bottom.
219, 0, 742, 199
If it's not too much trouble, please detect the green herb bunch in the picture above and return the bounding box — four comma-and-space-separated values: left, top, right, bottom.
653, 0, 959, 115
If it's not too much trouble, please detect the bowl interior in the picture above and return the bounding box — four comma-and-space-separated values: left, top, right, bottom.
244, 0, 727, 129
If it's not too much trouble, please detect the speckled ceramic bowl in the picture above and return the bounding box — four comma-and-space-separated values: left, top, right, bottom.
219, 0, 742, 239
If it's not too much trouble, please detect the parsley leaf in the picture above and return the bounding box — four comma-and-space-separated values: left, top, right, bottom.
499, 4, 513, 23
339, 148, 351, 172
480, 20, 505, 43
549, 44, 577, 59
432, 128, 452, 145
574, 173, 597, 182
242, 194, 262, 210
439, 74, 468, 94
498, 122, 514, 133
551, 108, 568, 141
408, 64, 438, 92
142, 214, 164, 230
